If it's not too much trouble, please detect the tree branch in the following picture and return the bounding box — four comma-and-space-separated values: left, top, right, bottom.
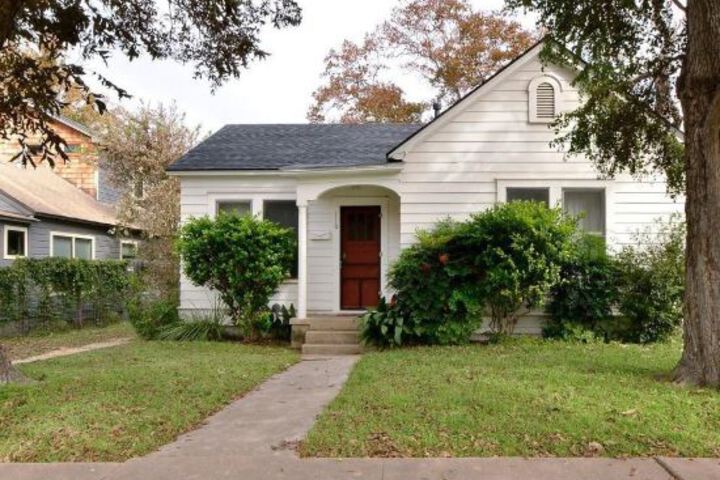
671, 0, 687, 13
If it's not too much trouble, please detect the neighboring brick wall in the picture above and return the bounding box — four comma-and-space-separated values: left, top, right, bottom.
0, 120, 99, 199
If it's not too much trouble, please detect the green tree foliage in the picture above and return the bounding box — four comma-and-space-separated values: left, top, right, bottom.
0, 0, 301, 165
177, 213, 295, 336
505, 1, 685, 193
450, 201, 577, 334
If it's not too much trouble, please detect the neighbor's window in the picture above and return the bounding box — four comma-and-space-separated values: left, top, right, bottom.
217, 200, 252, 216
506, 187, 550, 206
4, 226, 27, 259
263, 200, 298, 278
563, 189, 605, 236
121, 241, 138, 260
51, 233, 94, 259
132, 179, 145, 199
64, 144, 82, 154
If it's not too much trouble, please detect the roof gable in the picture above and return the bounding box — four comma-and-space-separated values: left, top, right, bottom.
387, 38, 550, 158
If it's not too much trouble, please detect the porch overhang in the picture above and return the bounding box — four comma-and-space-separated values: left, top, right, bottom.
295, 165, 402, 206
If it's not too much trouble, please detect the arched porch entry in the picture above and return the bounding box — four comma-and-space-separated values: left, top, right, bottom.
295, 178, 402, 320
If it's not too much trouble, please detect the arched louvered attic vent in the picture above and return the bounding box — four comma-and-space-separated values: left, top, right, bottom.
528, 76, 561, 123
535, 82, 555, 119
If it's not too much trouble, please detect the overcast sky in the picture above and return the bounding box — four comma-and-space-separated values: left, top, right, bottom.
87, 0, 534, 134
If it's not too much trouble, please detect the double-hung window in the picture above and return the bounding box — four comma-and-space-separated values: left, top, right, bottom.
563, 189, 605, 237
120, 241, 138, 260
51, 233, 94, 259
263, 200, 299, 279
4, 226, 28, 259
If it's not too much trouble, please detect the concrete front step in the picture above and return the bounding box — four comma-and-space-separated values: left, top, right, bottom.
302, 343, 363, 355
305, 330, 359, 345
308, 316, 361, 331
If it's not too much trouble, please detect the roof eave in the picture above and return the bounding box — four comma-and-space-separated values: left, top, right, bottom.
167, 163, 403, 177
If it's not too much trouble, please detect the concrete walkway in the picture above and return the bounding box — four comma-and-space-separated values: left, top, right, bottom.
12, 338, 131, 365
1, 355, 719, 480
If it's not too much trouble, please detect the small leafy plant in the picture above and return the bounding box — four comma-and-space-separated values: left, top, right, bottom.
128, 297, 180, 340
360, 296, 410, 348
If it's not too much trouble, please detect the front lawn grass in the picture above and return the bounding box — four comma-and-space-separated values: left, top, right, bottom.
301, 337, 720, 458
3, 322, 136, 361
0, 341, 298, 462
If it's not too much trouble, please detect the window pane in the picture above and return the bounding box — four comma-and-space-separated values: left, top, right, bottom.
75, 238, 93, 259
507, 188, 549, 206
121, 242, 137, 259
263, 200, 298, 278
6, 229, 25, 256
53, 236, 73, 258
217, 201, 251, 216
564, 190, 605, 235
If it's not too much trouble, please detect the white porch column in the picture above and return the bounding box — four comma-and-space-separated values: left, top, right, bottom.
297, 202, 308, 320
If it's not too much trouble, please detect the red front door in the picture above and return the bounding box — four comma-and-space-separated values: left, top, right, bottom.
340, 206, 381, 309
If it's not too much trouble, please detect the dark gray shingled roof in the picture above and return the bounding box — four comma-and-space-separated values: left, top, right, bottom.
167, 123, 422, 171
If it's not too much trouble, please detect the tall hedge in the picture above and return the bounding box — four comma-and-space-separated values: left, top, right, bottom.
0, 258, 132, 333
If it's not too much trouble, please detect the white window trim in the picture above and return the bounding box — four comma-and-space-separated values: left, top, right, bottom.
528, 74, 562, 124
3, 225, 28, 259
120, 240, 139, 260
207, 193, 296, 218
497, 179, 614, 239
49, 231, 96, 260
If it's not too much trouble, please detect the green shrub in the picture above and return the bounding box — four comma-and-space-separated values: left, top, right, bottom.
388, 219, 480, 345
614, 218, 685, 343
128, 297, 180, 340
177, 212, 295, 337
364, 203, 577, 348
545, 234, 620, 340
546, 217, 685, 344
449, 201, 577, 334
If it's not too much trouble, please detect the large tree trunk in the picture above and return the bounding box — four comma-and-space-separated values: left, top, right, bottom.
0, 343, 27, 385
675, 0, 720, 387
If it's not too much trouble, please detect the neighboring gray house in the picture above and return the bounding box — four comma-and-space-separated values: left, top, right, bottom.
0, 163, 137, 267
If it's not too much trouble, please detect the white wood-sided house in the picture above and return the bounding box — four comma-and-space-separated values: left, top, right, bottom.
167, 39, 684, 350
